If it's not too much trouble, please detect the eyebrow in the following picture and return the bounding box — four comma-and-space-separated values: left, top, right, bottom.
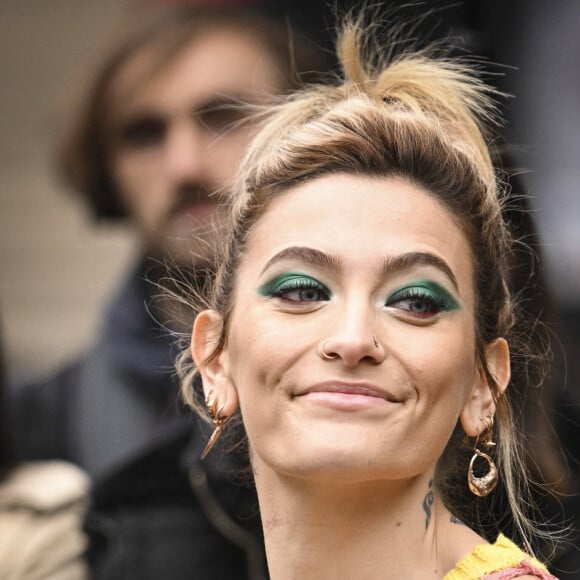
260, 246, 459, 292
382, 252, 459, 292
259, 246, 342, 275
194, 94, 250, 113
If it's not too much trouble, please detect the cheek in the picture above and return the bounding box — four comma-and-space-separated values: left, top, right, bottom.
390, 328, 478, 472
226, 330, 281, 455
227, 320, 286, 396
112, 154, 146, 208
209, 131, 253, 184
112, 152, 170, 222
396, 323, 478, 403
224, 305, 306, 437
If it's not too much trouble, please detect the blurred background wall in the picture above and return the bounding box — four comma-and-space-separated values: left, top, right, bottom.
0, 1, 137, 382
508, 0, 580, 311
1, 0, 578, 384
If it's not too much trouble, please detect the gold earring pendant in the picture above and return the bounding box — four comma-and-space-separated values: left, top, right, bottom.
200, 392, 230, 459
468, 448, 499, 496
467, 415, 499, 497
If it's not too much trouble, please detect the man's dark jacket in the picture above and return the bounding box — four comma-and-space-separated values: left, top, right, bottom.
12, 261, 267, 580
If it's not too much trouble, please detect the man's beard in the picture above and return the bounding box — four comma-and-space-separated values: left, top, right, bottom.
143, 182, 228, 331
146, 255, 215, 334
151, 182, 229, 268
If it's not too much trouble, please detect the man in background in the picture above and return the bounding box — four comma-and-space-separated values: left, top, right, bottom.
12, 3, 330, 578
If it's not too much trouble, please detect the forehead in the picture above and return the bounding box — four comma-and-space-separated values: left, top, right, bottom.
106, 26, 283, 122
244, 174, 475, 300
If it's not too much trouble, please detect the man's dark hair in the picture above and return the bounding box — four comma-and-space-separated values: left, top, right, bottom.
58, 3, 332, 220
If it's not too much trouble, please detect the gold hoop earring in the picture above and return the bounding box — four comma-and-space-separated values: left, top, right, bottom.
467, 415, 499, 497
200, 391, 230, 460
482, 414, 494, 433
317, 339, 338, 361
468, 449, 498, 497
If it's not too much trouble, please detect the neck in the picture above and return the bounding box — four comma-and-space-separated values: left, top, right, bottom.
254, 468, 483, 580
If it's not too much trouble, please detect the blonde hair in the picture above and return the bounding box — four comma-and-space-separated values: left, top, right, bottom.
178, 16, 556, 555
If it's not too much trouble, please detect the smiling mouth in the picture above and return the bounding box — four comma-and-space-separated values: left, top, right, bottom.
296, 382, 402, 411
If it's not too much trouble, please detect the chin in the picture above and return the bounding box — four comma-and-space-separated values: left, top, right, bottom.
256, 440, 399, 484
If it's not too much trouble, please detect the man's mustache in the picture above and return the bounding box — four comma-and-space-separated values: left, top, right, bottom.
166, 183, 218, 220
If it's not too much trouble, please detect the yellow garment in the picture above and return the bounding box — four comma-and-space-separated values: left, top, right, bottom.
0, 461, 89, 580
444, 534, 551, 580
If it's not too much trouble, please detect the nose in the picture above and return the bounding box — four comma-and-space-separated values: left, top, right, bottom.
164, 122, 206, 183
318, 302, 386, 367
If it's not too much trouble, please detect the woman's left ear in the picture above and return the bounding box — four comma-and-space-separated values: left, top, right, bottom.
460, 338, 510, 437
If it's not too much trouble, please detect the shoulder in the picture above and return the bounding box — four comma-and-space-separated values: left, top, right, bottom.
444, 535, 557, 580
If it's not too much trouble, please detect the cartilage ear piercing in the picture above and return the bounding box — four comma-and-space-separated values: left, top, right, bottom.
200, 391, 230, 459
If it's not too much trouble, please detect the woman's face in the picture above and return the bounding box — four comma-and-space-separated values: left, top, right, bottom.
197, 173, 499, 484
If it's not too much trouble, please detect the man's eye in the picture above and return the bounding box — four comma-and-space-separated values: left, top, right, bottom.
120, 117, 166, 148
197, 107, 247, 134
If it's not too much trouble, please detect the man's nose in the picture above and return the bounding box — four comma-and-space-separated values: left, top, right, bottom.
164, 123, 206, 182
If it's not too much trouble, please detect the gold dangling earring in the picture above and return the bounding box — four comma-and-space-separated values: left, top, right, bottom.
468, 415, 499, 497
200, 391, 230, 460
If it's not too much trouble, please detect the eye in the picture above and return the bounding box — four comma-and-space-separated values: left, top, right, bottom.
385, 282, 459, 320
259, 274, 331, 304
389, 291, 442, 316
196, 107, 248, 135
119, 116, 166, 149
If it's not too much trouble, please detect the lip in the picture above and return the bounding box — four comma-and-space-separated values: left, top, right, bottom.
172, 201, 216, 224
295, 380, 403, 411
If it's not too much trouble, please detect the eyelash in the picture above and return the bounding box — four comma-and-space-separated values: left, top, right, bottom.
267, 276, 330, 303
261, 275, 456, 317
385, 287, 451, 317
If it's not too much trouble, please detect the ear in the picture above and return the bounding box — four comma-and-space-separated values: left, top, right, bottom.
191, 309, 239, 418
460, 338, 510, 437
